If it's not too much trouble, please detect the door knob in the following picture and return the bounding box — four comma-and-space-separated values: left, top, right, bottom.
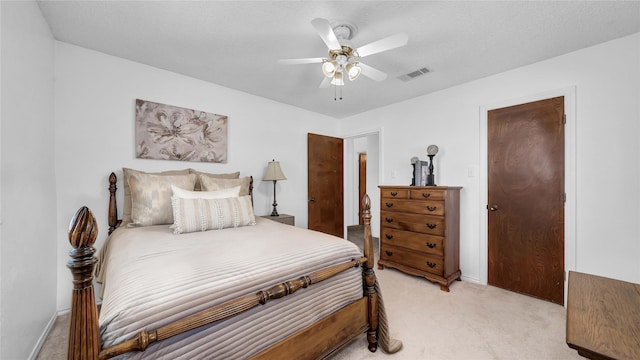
489, 205, 498, 211
308, 197, 315, 202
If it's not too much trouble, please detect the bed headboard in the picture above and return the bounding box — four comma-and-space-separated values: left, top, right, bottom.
107, 172, 254, 235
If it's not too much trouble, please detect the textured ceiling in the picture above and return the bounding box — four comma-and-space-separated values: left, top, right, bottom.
37, 1, 640, 119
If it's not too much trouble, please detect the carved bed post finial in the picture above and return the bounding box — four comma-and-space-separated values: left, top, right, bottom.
108, 172, 121, 235
361, 194, 379, 352
67, 206, 100, 360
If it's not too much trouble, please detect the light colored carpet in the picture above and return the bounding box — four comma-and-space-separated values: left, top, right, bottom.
38, 228, 580, 360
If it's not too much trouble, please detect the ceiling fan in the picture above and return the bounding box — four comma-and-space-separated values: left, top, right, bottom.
278, 18, 408, 92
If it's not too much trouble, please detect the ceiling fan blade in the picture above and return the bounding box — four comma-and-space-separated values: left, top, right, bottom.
356, 33, 408, 57
319, 76, 331, 88
311, 18, 342, 50
277, 57, 325, 65
358, 63, 388, 81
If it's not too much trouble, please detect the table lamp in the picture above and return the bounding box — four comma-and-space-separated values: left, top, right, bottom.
263, 159, 287, 216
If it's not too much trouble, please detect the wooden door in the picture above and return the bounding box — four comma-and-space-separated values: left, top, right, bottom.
488, 97, 565, 304
358, 153, 367, 225
308, 133, 344, 237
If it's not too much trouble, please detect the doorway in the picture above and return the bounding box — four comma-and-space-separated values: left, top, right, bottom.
487, 97, 565, 304
358, 153, 367, 225
344, 131, 381, 257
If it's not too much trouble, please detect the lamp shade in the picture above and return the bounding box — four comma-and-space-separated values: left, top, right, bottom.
322, 60, 337, 78
346, 63, 361, 81
264, 160, 287, 181
330, 71, 345, 86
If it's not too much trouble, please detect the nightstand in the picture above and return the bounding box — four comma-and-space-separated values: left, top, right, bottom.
260, 214, 295, 226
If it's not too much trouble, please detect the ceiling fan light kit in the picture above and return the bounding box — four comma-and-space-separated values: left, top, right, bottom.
345, 62, 361, 81
278, 18, 408, 99
330, 71, 344, 86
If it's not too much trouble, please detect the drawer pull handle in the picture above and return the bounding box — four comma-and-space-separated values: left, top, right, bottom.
422, 193, 431, 198
385, 202, 394, 208
385, 218, 393, 223
426, 223, 437, 229
390, 191, 398, 197
426, 261, 436, 268
426, 242, 436, 248
385, 250, 393, 256
385, 234, 393, 240
426, 205, 437, 212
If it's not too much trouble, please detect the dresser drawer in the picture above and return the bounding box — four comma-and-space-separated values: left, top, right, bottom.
381, 211, 445, 236
410, 189, 445, 201
381, 188, 409, 199
380, 199, 444, 216
380, 244, 444, 276
380, 227, 444, 256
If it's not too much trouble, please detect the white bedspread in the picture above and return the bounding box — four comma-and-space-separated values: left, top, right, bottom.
97, 218, 364, 359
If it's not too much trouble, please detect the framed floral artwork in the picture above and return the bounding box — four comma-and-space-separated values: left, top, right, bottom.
135, 99, 228, 163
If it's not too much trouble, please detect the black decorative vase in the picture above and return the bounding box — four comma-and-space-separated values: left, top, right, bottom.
426, 154, 436, 186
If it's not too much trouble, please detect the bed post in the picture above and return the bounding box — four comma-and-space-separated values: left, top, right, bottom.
362, 195, 379, 352
108, 172, 121, 235
67, 206, 101, 360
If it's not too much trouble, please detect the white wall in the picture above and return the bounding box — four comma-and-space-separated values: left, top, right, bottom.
1, 1, 58, 359
54, 42, 340, 309
340, 33, 640, 284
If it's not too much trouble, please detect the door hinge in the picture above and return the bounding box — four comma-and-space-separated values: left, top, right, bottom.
564, 271, 566, 281
562, 193, 566, 203
563, 114, 567, 124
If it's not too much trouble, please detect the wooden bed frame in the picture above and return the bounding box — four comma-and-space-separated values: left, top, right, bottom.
66, 172, 379, 360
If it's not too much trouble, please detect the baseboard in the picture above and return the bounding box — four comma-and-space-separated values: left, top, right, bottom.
460, 274, 482, 284
28, 311, 58, 360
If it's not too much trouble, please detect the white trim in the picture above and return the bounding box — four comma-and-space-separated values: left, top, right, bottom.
479, 87, 576, 306
28, 311, 58, 360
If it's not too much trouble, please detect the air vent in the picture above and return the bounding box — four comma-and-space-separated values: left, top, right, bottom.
397, 67, 431, 82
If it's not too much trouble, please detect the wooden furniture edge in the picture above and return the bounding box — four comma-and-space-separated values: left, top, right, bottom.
378, 258, 461, 292
68, 175, 378, 359
250, 297, 369, 360
566, 271, 640, 360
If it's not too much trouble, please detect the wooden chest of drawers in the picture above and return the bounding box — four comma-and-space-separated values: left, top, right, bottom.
378, 186, 462, 291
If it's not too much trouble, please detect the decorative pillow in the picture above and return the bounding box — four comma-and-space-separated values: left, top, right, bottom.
189, 169, 240, 191
128, 173, 197, 227
122, 168, 190, 225
171, 195, 256, 234
199, 175, 251, 196
171, 184, 240, 199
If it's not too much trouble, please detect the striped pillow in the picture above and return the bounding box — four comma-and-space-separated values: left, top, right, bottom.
171, 195, 255, 234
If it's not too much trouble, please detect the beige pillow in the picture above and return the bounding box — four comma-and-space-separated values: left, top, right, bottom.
170, 184, 240, 199
128, 173, 197, 227
171, 195, 256, 234
199, 175, 251, 196
189, 169, 240, 191
122, 168, 190, 225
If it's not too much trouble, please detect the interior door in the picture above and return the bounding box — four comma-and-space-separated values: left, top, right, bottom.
358, 153, 367, 225
488, 97, 565, 304
308, 133, 344, 237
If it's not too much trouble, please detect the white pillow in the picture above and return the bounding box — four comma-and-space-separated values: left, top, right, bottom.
171, 184, 240, 199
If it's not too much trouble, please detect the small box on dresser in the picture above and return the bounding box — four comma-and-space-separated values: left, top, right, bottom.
378, 186, 462, 291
